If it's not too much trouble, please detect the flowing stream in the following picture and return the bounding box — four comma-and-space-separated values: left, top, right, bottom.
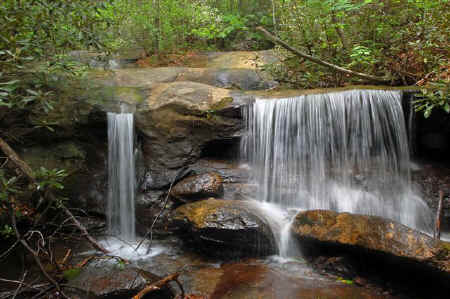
107, 112, 136, 241
241, 89, 434, 257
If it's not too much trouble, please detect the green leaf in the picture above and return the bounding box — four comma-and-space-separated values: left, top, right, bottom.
424, 107, 432, 118
444, 103, 450, 113
26, 89, 39, 96
0, 80, 20, 85
63, 268, 81, 280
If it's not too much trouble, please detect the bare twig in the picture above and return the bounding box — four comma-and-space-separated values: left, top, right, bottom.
61, 249, 72, 265
58, 202, 109, 254
256, 26, 391, 83
0, 277, 36, 291
434, 190, 444, 240
10, 206, 67, 298
0, 240, 19, 260
12, 271, 27, 299
0, 280, 48, 299
145, 182, 173, 253
0, 157, 8, 168
135, 167, 188, 253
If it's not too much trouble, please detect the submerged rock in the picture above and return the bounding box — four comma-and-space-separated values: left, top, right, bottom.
172, 199, 276, 257
291, 210, 450, 273
171, 172, 224, 201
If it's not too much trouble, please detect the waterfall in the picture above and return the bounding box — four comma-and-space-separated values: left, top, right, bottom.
107, 112, 136, 240
242, 90, 433, 256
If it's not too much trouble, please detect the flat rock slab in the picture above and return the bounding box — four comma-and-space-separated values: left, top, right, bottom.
291, 210, 450, 273
172, 199, 276, 257
95, 67, 277, 90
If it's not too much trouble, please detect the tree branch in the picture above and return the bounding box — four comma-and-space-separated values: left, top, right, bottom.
256, 26, 391, 83
0, 137, 109, 254
133, 272, 183, 299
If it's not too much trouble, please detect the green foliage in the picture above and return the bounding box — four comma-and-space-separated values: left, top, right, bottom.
0, 170, 19, 202
0, 0, 106, 114
414, 80, 450, 118
273, 0, 449, 93
0, 224, 14, 238
34, 167, 68, 191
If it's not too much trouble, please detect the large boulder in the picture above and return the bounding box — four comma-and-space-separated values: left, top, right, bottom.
172, 199, 276, 257
291, 210, 450, 273
171, 172, 224, 201
135, 81, 252, 189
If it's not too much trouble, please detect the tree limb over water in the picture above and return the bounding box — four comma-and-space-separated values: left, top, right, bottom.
256, 27, 391, 84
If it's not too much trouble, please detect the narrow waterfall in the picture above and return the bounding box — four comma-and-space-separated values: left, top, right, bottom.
107, 112, 136, 240
242, 90, 433, 255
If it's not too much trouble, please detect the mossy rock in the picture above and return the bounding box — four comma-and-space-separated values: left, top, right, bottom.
292, 210, 450, 273
172, 199, 276, 257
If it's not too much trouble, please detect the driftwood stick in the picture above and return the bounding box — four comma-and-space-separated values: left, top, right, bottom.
133, 272, 183, 299
0, 137, 109, 254
256, 26, 391, 83
434, 190, 444, 239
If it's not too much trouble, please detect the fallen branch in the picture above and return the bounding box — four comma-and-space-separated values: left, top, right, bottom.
133, 272, 184, 299
256, 26, 391, 83
0, 137, 109, 254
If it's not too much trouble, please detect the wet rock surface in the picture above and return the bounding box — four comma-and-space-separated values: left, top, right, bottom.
291, 210, 450, 273
67, 262, 173, 299
411, 162, 450, 228
135, 81, 252, 189
172, 199, 276, 257
171, 172, 224, 201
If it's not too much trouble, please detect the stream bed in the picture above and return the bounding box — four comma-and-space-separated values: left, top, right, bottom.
65, 236, 399, 299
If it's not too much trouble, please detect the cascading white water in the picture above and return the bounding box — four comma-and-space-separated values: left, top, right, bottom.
107, 112, 136, 241
241, 90, 433, 257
